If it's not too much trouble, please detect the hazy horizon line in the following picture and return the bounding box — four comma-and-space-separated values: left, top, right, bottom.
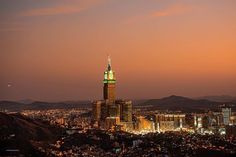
1, 94, 236, 103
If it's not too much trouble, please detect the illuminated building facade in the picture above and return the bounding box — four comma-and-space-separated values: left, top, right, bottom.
134, 116, 155, 132
222, 106, 231, 125
154, 114, 185, 132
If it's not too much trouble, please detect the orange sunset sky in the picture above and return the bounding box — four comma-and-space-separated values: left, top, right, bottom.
0, 0, 236, 101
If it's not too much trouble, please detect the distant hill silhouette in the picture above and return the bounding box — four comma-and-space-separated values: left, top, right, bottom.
196, 95, 236, 102
17, 99, 34, 104
0, 112, 63, 156
0, 101, 28, 112
140, 95, 226, 112
1, 96, 235, 112
0, 100, 90, 112
131, 99, 148, 106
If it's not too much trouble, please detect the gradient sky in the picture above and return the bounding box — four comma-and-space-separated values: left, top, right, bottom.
0, 0, 236, 101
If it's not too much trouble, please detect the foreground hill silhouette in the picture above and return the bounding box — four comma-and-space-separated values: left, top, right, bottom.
0, 112, 63, 156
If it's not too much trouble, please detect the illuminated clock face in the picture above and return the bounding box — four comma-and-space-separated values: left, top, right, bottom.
109, 71, 113, 79
104, 72, 108, 79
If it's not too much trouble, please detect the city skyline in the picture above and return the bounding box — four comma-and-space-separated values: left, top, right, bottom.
1, 0, 236, 101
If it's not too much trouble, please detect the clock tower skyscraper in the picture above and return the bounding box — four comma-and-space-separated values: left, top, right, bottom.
92, 56, 133, 129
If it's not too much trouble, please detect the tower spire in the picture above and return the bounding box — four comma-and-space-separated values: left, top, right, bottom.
108, 55, 111, 71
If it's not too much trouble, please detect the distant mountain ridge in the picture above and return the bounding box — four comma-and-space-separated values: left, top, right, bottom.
1, 95, 235, 112
195, 95, 236, 102
0, 100, 90, 112
139, 95, 235, 112
17, 99, 34, 104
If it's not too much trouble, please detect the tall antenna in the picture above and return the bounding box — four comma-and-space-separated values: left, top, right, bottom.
108, 55, 111, 66
108, 55, 111, 70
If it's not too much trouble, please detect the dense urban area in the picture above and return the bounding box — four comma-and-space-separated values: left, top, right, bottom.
0, 99, 236, 157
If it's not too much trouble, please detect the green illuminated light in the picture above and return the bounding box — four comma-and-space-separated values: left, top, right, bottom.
103, 80, 116, 84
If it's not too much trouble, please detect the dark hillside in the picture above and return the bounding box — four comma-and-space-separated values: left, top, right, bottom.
0, 112, 63, 156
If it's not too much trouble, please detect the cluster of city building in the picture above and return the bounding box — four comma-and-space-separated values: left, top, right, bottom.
91, 57, 236, 136
130, 105, 236, 135
22, 108, 91, 131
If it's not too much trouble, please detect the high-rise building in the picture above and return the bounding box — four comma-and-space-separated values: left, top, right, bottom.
103, 56, 116, 103
92, 56, 133, 130
222, 106, 231, 125
92, 101, 102, 122
100, 100, 109, 121
117, 100, 132, 122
